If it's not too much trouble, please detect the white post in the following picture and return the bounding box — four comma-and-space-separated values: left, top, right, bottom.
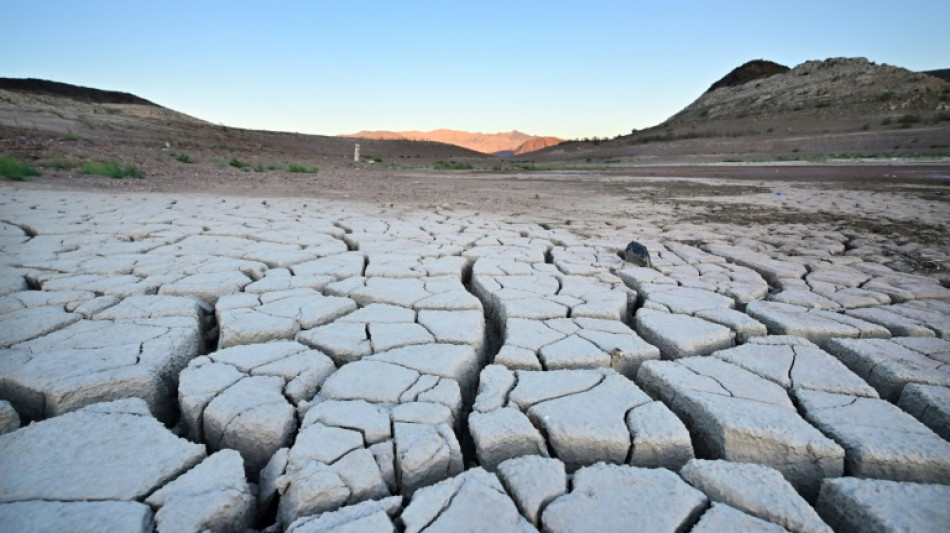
354, 143, 360, 162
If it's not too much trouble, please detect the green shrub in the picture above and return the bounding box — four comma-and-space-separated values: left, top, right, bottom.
433, 161, 473, 170
286, 163, 318, 173
61, 129, 79, 141
0, 155, 41, 181
229, 157, 249, 169
80, 159, 143, 179
881, 117, 893, 126
172, 153, 193, 164
899, 114, 921, 125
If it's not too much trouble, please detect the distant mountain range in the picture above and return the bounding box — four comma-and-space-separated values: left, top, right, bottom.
344, 129, 562, 156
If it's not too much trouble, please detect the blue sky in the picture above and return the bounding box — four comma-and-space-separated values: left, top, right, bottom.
5, 1, 948, 139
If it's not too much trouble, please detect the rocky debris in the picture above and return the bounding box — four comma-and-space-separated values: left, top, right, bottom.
541, 463, 708, 533
745, 301, 891, 345
815, 477, 950, 533
493, 316, 659, 377
0, 400, 20, 434
898, 384, 950, 440
680, 459, 832, 533
0, 295, 203, 422
401, 468, 536, 533
824, 337, 950, 401
264, 399, 462, 527
178, 341, 336, 477
845, 299, 950, 338
471, 366, 693, 471
797, 389, 950, 484
637, 357, 844, 497
0, 399, 206, 502
635, 308, 736, 359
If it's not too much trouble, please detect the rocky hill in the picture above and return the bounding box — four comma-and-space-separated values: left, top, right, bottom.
0, 78, 157, 106
705, 60, 790, 93
511, 136, 562, 156
520, 57, 950, 164
345, 129, 562, 155
666, 57, 950, 126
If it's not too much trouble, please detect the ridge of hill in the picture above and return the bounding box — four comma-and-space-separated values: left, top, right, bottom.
924, 69, 950, 83
705, 59, 790, 93
345, 129, 561, 155
0, 78, 157, 106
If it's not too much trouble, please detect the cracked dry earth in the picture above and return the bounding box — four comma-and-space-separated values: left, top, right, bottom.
0, 188, 949, 533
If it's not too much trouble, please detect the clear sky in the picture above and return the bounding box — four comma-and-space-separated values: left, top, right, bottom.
4, 1, 948, 139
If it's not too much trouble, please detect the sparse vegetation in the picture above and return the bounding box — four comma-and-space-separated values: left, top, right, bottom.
881, 117, 893, 126
229, 157, 249, 169
878, 91, 895, 102
80, 159, 143, 179
515, 163, 539, 170
43, 158, 77, 170
861, 124, 870, 131
433, 161, 473, 170
899, 113, 921, 124
61, 129, 79, 141
898, 114, 921, 128
0, 155, 41, 181
171, 153, 193, 164
286, 163, 318, 173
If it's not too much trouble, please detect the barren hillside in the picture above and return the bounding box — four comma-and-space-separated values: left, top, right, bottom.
523, 57, 950, 164
346, 129, 561, 155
